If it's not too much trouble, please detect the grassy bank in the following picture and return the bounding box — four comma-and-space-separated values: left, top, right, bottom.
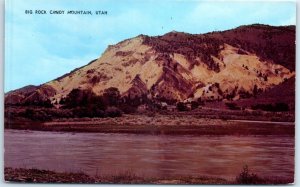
4, 167, 293, 184
5, 114, 294, 136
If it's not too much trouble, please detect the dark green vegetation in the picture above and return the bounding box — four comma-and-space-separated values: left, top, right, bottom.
235, 76, 295, 111
60, 87, 122, 118
5, 84, 294, 122
5, 167, 293, 184
5, 87, 125, 120
4, 111, 294, 135
5, 85, 294, 135
251, 103, 289, 112
235, 165, 293, 185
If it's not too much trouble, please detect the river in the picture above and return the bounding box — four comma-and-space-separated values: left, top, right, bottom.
4, 130, 294, 180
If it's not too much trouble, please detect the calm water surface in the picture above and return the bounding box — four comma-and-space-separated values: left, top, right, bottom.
4, 130, 294, 180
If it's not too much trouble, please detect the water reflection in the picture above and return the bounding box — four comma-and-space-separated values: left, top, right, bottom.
4, 130, 294, 179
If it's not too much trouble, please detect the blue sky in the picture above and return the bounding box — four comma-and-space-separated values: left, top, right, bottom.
5, 0, 296, 92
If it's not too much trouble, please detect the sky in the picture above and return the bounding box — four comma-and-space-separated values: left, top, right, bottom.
5, 0, 296, 92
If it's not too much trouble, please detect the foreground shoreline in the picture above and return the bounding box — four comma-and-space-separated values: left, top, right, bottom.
4, 167, 293, 184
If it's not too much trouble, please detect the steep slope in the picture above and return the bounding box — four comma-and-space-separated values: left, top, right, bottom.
5, 24, 295, 106
46, 35, 164, 103
5, 85, 38, 105
5, 85, 56, 105
123, 74, 148, 98
206, 24, 296, 71
235, 75, 295, 110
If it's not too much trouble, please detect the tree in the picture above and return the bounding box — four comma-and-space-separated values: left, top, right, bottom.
274, 102, 289, 111
64, 89, 87, 107
64, 88, 101, 108
103, 87, 120, 106
91, 95, 107, 111
177, 102, 188, 111
191, 101, 199, 110
253, 85, 258, 97
225, 102, 240, 110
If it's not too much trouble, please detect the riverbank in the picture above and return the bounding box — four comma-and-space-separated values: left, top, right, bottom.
3, 167, 229, 184
5, 114, 294, 136
4, 167, 293, 184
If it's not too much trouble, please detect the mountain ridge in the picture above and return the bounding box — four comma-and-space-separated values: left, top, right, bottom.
5, 24, 295, 108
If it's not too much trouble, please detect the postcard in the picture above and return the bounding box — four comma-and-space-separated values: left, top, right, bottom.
4, 0, 295, 184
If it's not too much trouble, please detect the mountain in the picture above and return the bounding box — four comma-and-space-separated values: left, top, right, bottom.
5, 24, 295, 107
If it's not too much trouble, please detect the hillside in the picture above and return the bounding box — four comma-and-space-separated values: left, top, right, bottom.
234, 75, 295, 110
5, 24, 295, 109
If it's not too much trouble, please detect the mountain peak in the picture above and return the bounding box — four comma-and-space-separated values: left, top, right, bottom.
5, 24, 295, 107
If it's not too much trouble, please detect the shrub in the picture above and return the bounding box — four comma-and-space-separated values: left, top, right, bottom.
111, 170, 139, 182
22, 108, 52, 121
72, 106, 106, 118
274, 102, 289, 111
236, 165, 262, 184
105, 107, 122, 117
191, 101, 199, 110
49, 109, 73, 118
89, 75, 100, 85
176, 102, 188, 111
24, 108, 34, 118
225, 102, 240, 110
103, 87, 121, 106
72, 107, 89, 118
64, 89, 94, 108
63, 88, 107, 111
119, 105, 137, 114
23, 98, 53, 108
251, 102, 289, 112
86, 69, 95, 74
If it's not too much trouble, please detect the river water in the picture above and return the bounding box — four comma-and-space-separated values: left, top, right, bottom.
4, 130, 294, 180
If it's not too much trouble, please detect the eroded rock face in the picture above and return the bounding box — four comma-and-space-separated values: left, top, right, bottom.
5, 24, 295, 105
